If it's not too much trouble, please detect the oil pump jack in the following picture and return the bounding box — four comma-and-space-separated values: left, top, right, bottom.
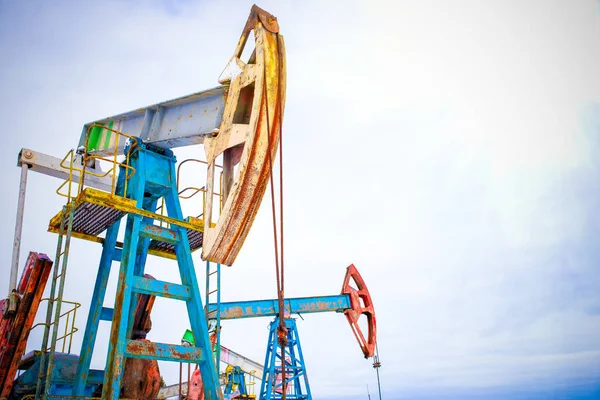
0, 5, 378, 400
183, 264, 376, 400
208, 264, 376, 400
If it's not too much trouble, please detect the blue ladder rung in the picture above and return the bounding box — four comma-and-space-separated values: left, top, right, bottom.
139, 223, 181, 244
100, 307, 114, 321
131, 276, 191, 301
111, 248, 122, 262
124, 339, 205, 363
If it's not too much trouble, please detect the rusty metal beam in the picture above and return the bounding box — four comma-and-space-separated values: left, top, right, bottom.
139, 223, 180, 244
131, 276, 191, 301
208, 294, 351, 320
157, 344, 264, 399
124, 340, 205, 363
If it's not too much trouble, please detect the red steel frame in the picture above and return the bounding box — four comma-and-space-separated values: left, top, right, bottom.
0, 252, 53, 397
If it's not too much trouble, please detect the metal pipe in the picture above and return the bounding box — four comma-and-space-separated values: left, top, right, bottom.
374, 343, 382, 400
179, 362, 183, 399
376, 366, 382, 400
9, 163, 29, 294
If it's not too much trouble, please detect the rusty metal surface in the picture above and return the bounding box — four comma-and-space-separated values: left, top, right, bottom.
125, 339, 205, 363
49, 188, 208, 237
0, 252, 53, 397
243, 4, 280, 34
121, 278, 162, 399
202, 10, 286, 266
341, 264, 377, 359
131, 274, 156, 340
47, 190, 129, 238
121, 353, 161, 400
48, 189, 206, 258
208, 295, 351, 320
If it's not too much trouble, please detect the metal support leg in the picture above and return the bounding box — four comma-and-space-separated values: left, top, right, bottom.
260, 318, 311, 400
72, 221, 121, 396
9, 163, 29, 294
102, 214, 142, 400
166, 182, 221, 399
73, 172, 127, 396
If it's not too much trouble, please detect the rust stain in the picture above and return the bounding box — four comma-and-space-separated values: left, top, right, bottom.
202, 18, 285, 266
122, 354, 160, 400
221, 305, 245, 319
341, 264, 377, 359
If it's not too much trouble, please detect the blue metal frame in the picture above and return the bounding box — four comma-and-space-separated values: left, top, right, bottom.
71, 139, 222, 400
206, 294, 352, 399
208, 294, 351, 320
14, 352, 104, 399
260, 318, 311, 400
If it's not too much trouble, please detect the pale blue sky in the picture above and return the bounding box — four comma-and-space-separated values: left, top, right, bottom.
1, 1, 599, 399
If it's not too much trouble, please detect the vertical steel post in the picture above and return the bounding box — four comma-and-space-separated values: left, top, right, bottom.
72, 170, 126, 397
205, 261, 210, 322
72, 220, 121, 396
179, 363, 183, 398
375, 367, 382, 400
374, 344, 382, 400
9, 163, 29, 294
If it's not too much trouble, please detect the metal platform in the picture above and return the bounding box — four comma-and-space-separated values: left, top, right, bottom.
148, 217, 205, 255
48, 188, 207, 259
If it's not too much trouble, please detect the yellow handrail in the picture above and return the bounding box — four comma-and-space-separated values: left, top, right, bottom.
31, 299, 81, 354
81, 123, 137, 197
56, 150, 79, 200
172, 158, 223, 219
55, 124, 137, 202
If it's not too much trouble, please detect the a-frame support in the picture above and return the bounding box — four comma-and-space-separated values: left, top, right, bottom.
260, 318, 311, 400
71, 139, 222, 400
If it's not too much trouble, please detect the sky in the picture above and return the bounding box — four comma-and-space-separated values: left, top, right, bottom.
1, 0, 600, 399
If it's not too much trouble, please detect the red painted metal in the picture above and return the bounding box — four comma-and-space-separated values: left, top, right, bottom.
188, 367, 204, 400
341, 264, 377, 359
0, 252, 53, 397
131, 274, 156, 339
187, 332, 218, 400
122, 274, 161, 398
121, 347, 161, 399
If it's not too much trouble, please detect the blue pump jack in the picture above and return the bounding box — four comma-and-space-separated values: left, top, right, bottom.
206, 264, 377, 400
260, 317, 310, 400
66, 139, 222, 400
